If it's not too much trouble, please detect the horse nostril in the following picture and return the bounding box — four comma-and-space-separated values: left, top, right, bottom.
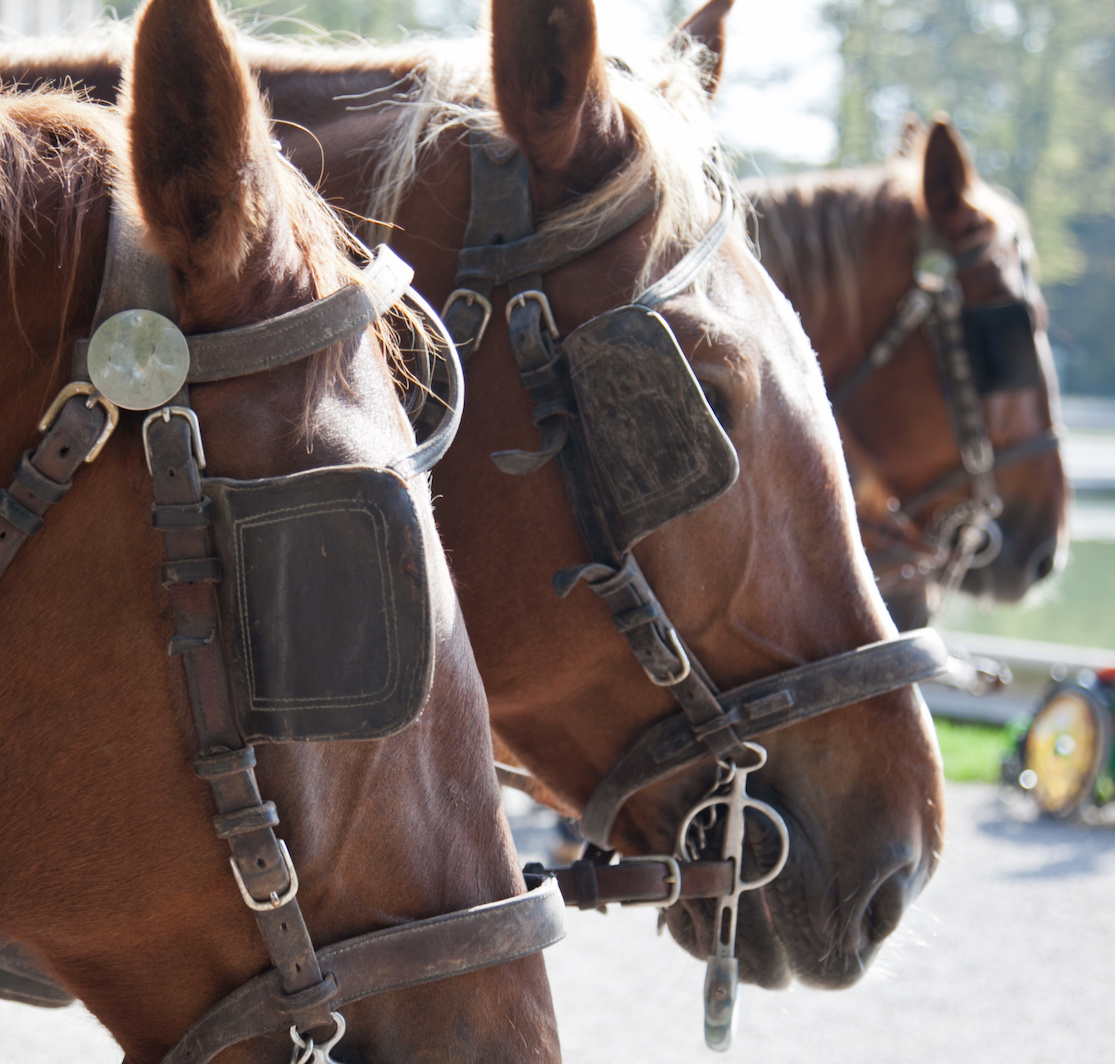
862, 871, 909, 946
1034, 551, 1054, 581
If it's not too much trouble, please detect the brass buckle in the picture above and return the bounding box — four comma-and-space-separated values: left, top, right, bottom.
37, 382, 120, 463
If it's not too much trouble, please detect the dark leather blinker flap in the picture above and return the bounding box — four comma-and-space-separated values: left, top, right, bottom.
203, 466, 434, 743
562, 306, 740, 555
961, 301, 1040, 395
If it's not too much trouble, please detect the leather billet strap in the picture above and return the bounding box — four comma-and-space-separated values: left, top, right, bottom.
162, 875, 565, 1064
579, 628, 949, 848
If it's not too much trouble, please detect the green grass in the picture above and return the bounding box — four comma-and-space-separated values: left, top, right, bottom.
933, 718, 1018, 783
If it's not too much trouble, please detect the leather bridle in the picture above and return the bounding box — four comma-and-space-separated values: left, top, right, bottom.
0, 204, 564, 1063
441, 129, 948, 1048
831, 227, 1061, 600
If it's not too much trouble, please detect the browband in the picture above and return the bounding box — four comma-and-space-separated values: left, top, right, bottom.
73, 243, 414, 384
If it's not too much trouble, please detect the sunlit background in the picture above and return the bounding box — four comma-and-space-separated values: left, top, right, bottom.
3, 0, 1113, 680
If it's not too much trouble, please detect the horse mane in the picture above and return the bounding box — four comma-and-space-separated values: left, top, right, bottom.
745, 161, 1034, 352
238, 27, 736, 295
0, 78, 407, 430
0, 88, 116, 368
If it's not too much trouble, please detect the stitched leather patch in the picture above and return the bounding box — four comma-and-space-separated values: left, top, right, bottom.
562, 306, 739, 555
204, 467, 433, 742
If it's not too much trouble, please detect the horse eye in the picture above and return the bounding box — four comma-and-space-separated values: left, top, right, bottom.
698, 380, 733, 430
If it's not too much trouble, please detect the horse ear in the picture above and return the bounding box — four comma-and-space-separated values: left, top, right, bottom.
894, 112, 925, 158
922, 115, 979, 233
673, 0, 735, 96
490, 0, 624, 181
123, 0, 278, 285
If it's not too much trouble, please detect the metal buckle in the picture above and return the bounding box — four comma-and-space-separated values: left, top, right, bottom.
37, 382, 120, 463
441, 288, 493, 351
142, 406, 207, 475
229, 838, 299, 912
619, 855, 682, 908
505, 290, 560, 340
645, 626, 692, 687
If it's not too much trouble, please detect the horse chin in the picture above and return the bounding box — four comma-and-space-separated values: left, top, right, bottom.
663, 895, 793, 990
664, 804, 892, 992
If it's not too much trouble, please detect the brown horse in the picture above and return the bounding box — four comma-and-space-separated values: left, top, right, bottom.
0, 1, 558, 1061
740, 114, 1069, 630
2, 0, 947, 996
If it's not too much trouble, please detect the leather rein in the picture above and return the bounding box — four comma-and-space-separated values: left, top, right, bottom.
831, 229, 1060, 599
439, 128, 948, 1046
0, 205, 564, 1063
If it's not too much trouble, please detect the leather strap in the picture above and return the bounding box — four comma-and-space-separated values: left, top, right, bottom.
162, 875, 565, 1064
73, 246, 414, 384
455, 189, 656, 289
579, 628, 949, 848
147, 410, 336, 1035
544, 859, 732, 908
0, 400, 106, 579
0, 941, 74, 1009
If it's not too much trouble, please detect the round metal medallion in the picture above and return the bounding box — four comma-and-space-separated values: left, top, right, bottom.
87, 309, 190, 411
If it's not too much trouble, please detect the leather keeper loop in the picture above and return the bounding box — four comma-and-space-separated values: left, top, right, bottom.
531, 398, 575, 426
613, 602, 662, 634
195, 747, 257, 779
162, 557, 222, 586
0, 491, 44, 536
278, 973, 339, 1017
14, 452, 71, 504
213, 801, 280, 839
152, 497, 212, 530
570, 859, 602, 912
169, 631, 216, 656
690, 707, 741, 744
518, 358, 564, 392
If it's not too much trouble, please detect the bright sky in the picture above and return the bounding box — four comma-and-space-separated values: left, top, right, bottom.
596, 0, 840, 165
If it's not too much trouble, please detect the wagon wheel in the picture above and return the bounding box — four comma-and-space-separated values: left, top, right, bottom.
1021, 686, 1110, 818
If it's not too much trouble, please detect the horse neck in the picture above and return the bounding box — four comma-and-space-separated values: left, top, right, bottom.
747, 170, 920, 384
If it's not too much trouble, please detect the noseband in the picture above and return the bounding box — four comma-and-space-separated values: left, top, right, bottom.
442, 129, 947, 1048
831, 228, 1060, 598
0, 204, 564, 1062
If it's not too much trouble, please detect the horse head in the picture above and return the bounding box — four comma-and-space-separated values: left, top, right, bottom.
0, 0, 558, 1059
742, 106, 1067, 628
354, 0, 945, 990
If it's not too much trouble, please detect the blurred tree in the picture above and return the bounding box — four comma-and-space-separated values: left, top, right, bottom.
825, 0, 1115, 388
104, 1, 479, 39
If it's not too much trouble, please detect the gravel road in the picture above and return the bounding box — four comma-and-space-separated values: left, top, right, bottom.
2, 780, 1112, 1063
